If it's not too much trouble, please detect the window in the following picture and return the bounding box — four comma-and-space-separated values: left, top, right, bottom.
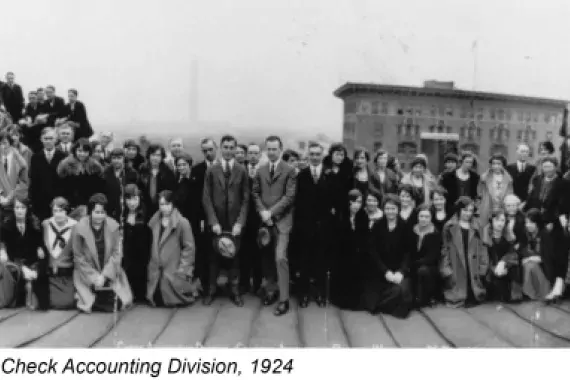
498, 109, 505, 121
477, 108, 484, 121
415, 107, 422, 117
525, 112, 531, 122
397, 124, 404, 136
466, 109, 474, 119
429, 125, 435, 133
460, 107, 467, 119
381, 102, 389, 114
406, 106, 414, 116
430, 105, 437, 117
517, 111, 523, 122
505, 109, 512, 121
358, 101, 371, 114
397, 107, 404, 115
371, 101, 380, 115
533, 113, 538, 123
438, 105, 445, 117
517, 130, 523, 141
398, 142, 417, 155
374, 122, 383, 137
344, 101, 357, 114
343, 122, 356, 138
373, 141, 383, 151
490, 108, 496, 120
445, 105, 453, 117
446, 126, 453, 134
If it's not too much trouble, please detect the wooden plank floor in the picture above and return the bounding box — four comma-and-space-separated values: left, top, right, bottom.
2, 300, 570, 348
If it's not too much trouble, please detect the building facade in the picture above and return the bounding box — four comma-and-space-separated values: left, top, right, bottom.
334, 81, 568, 173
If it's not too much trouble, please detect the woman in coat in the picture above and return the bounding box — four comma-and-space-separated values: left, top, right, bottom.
400, 156, 437, 206
122, 184, 151, 303
323, 143, 353, 220
42, 197, 78, 309
138, 143, 176, 220
8, 125, 32, 167
351, 147, 372, 203
124, 139, 146, 172
482, 208, 522, 302
362, 194, 413, 318
410, 204, 442, 307
477, 154, 513, 224
430, 186, 451, 232
147, 190, 196, 307
57, 138, 105, 218
369, 149, 398, 203
398, 184, 418, 232
72, 193, 132, 313
439, 151, 479, 217
331, 189, 369, 310
0, 196, 46, 309
519, 208, 567, 301
440, 196, 489, 307
364, 191, 383, 230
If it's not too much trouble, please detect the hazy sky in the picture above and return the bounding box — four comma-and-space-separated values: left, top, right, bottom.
2, 0, 570, 138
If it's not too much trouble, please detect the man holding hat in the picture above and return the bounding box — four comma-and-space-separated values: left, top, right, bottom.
252, 135, 297, 316
202, 135, 249, 306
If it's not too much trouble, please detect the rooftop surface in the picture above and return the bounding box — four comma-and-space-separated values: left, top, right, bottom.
1, 298, 569, 348
334, 82, 569, 107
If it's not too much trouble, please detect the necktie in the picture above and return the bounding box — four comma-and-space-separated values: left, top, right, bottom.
270, 164, 275, 179
224, 160, 230, 178
3, 157, 7, 173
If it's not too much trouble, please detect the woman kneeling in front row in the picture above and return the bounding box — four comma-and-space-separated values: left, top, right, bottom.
42, 197, 78, 309
72, 193, 133, 313
362, 194, 413, 318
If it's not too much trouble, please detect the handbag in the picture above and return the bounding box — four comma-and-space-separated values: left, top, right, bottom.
0, 262, 21, 308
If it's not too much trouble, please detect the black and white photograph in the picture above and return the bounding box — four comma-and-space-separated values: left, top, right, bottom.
2, 0, 570, 359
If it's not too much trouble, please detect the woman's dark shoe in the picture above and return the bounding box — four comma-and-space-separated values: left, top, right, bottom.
299, 296, 309, 308
230, 294, 244, 307
274, 300, 290, 316
263, 293, 278, 306
316, 296, 326, 308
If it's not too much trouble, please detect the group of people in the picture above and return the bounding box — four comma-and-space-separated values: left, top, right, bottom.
0, 72, 569, 321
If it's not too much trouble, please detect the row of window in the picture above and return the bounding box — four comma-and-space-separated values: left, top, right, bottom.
345, 100, 562, 125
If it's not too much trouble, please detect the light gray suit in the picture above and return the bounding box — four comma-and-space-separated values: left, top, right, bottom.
252, 160, 297, 301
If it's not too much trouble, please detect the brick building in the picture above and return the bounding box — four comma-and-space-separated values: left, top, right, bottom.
334, 80, 568, 173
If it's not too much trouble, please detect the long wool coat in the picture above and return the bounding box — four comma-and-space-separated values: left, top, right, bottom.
477, 169, 513, 224
440, 217, 489, 305
71, 216, 132, 312
146, 208, 196, 306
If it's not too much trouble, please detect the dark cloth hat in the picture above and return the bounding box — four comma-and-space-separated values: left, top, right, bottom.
213, 232, 239, 259
257, 225, 275, 249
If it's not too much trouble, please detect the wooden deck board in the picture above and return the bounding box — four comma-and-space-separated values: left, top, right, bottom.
204, 296, 261, 347
382, 311, 450, 348
153, 302, 222, 347
506, 302, 570, 341
338, 310, 396, 347
29, 311, 124, 348
465, 304, 569, 347
0, 310, 79, 347
94, 306, 174, 348
298, 305, 349, 347
0, 308, 23, 322
248, 299, 301, 347
421, 306, 512, 347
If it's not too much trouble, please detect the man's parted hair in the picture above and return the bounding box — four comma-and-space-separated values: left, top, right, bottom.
220, 134, 237, 146
87, 193, 108, 214
265, 135, 283, 148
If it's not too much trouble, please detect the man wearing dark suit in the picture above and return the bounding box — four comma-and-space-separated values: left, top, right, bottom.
55, 124, 74, 156
60, 89, 93, 141
240, 143, 262, 294
506, 143, 535, 204
44, 85, 66, 127
0, 72, 24, 122
295, 142, 334, 308
29, 128, 66, 221
103, 148, 140, 222
19, 91, 45, 152
253, 135, 297, 316
202, 135, 249, 306
191, 138, 218, 294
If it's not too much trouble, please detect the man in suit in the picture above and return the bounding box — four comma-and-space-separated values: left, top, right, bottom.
240, 142, 262, 294
295, 142, 334, 308
44, 85, 66, 127
506, 143, 535, 205
59, 89, 93, 141
0, 72, 24, 122
29, 128, 66, 221
164, 137, 185, 171
192, 138, 218, 294
253, 135, 297, 316
202, 135, 249, 306
56, 124, 74, 155
103, 148, 140, 222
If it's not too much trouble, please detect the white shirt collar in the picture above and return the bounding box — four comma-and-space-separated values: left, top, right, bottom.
269, 159, 281, 169
311, 163, 323, 176
221, 158, 235, 170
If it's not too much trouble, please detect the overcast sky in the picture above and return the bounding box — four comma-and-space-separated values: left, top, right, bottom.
2, 0, 569, 138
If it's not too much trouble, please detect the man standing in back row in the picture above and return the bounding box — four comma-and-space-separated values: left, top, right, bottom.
253, 135, 296, 316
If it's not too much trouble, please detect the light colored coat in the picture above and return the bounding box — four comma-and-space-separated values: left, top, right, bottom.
71, 216, 132, 312
477, 169, 513, 224
147, 208, 196, 306
400, 172, 437, 206
0, 147, 28, 203
440, 216, 489, 306
252, 160, 297, 233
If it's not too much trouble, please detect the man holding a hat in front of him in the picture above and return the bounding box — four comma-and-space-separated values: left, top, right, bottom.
202, 135, 250, 307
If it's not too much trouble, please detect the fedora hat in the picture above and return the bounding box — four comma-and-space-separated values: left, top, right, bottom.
257, 225, 275, 249
213, 232, 238, 259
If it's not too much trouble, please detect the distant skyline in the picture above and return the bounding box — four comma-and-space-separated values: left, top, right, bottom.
2, 0, 570, 140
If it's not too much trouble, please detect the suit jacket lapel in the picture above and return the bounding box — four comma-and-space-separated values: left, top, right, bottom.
83, 227, 101, 271
451, 223, 466, 269
271, 161, 284, 183
214, 165, 226, 188
103, 222, 113, 263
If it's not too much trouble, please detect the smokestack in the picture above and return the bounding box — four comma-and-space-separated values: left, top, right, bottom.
190, 59, 199, 125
